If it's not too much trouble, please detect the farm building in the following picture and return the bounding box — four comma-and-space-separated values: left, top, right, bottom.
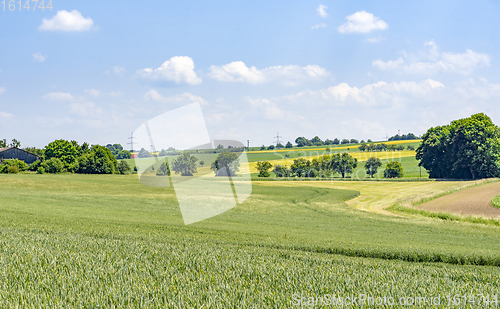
0, 147, 39, 165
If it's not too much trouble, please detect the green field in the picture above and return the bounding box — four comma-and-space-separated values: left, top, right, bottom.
0, 173, 499, 306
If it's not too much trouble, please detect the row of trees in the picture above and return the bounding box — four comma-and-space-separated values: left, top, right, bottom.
256, 155, 404, 179
388, 133, 419, 141
157, 151, 240, 177
294, 137, 371, 147
359, 143, 414, 152
2, 139, 132, 175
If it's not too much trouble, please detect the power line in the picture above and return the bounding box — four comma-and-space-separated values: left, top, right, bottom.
274, 132, 283, 145
127, 132, 137, 152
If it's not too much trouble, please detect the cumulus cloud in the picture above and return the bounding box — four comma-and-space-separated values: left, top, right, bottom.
312, 23, 326, 30
144, 89, 208, 106
43, 92, 74, 101
338, 11, 388, 33
69, 102, 102, 117
317, 4, 328, 18
289, 79, 444, 107
208, 61, 330, 85
84, 89, 100, 97
138, 56, 202, 85
38, 10, 95, 32
372, 41, 490, 75
104, 65, 125, 76
33, 52, 47, 62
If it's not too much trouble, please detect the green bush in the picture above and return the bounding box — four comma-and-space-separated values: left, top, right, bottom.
117, 160, 131, 175
0, 159, 29, 173
41, 157, 64, 174
76, 145, 117, 174
28, 160, 41, 172
6, 166, 19, 174
155, 162, 170, 176
492, 195, 500, 208
37, 167, 45, 174
385, 161, 404, 178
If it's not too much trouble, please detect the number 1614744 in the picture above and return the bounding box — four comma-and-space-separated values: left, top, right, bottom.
2, 0, 53, 11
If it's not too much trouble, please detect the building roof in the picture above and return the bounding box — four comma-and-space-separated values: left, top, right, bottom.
0, 147, 13, 152
0, 147, 38, 157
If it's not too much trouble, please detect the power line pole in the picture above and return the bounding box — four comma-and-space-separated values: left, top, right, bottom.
247, 140, 249, 149
274, 132, 282, 145
127, 132, 137, 152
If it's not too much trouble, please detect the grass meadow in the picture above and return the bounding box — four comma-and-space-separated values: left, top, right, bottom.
0, 173, 499, 306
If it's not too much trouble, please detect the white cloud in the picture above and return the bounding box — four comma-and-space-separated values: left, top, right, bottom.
69, 102, 102, 117
43, 92, 74, 101
247, 97, 300, 120
0, 87, 5, 94
338, 11, 388, 34
84, 89, 100, 97
317, 4, 328, 18
38, 10, 95, 32
109, 91, 123, 97
144, 89, 208, 106
104, 65, 125, 76
372, 41, 490, 75
138, 56, 202, 85
0, 111, 13, 119
312, 23, 326, 30
208, 61, 330, 85
289, 79, 444, 107
33, 52, 47, 62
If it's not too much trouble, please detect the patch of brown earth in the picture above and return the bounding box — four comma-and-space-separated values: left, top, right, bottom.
418, 181, 500, 218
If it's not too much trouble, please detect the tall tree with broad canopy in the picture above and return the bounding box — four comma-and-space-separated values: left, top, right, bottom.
416, 113, 500, 179
333, 153, 358, 178
211, 151, 240, 176
44, 139, 79, 168
171, 152, 198, 176
365, 157, 382, 178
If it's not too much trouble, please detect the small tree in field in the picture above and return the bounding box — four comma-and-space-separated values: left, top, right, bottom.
211, 151, 240, 176
117, 160, 131, 175
156, 162, 170, 176
385, 161, 404, 178
199, 160, 205, 167
171, 152, 198, 176
256, 161, 273, 177
364, 157, 382, 178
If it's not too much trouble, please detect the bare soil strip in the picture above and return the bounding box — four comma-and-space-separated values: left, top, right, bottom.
418, 181, 500, 218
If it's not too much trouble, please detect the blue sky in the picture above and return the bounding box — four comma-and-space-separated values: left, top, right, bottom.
1, 0, 500, 148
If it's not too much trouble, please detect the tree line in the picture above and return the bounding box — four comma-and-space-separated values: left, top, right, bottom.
255, 153, 404, 179
0, 139, 132, 175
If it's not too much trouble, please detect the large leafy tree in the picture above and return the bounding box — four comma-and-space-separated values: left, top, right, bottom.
172, 152, 198, 176
416, 113, 500, 179
333, 153, 357, 178
211, 151, 240, 177
44, 139, 79, 168
365, 157, 382, 178
76, 145, 117, 174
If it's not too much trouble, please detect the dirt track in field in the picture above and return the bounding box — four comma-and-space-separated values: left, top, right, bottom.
418, 181, 500, 218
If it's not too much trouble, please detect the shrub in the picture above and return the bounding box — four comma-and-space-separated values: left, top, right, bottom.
156, 162, 170, 176
492, 195, 500, 208
256, 161, 273, 177
37, 167, 45, 174
0, 159, 29, 173
117, 160, 131, 175
76, 145, 117, 174
385, 161, 404, 178
7, 166, 19, 174
41, 158, 64, 174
